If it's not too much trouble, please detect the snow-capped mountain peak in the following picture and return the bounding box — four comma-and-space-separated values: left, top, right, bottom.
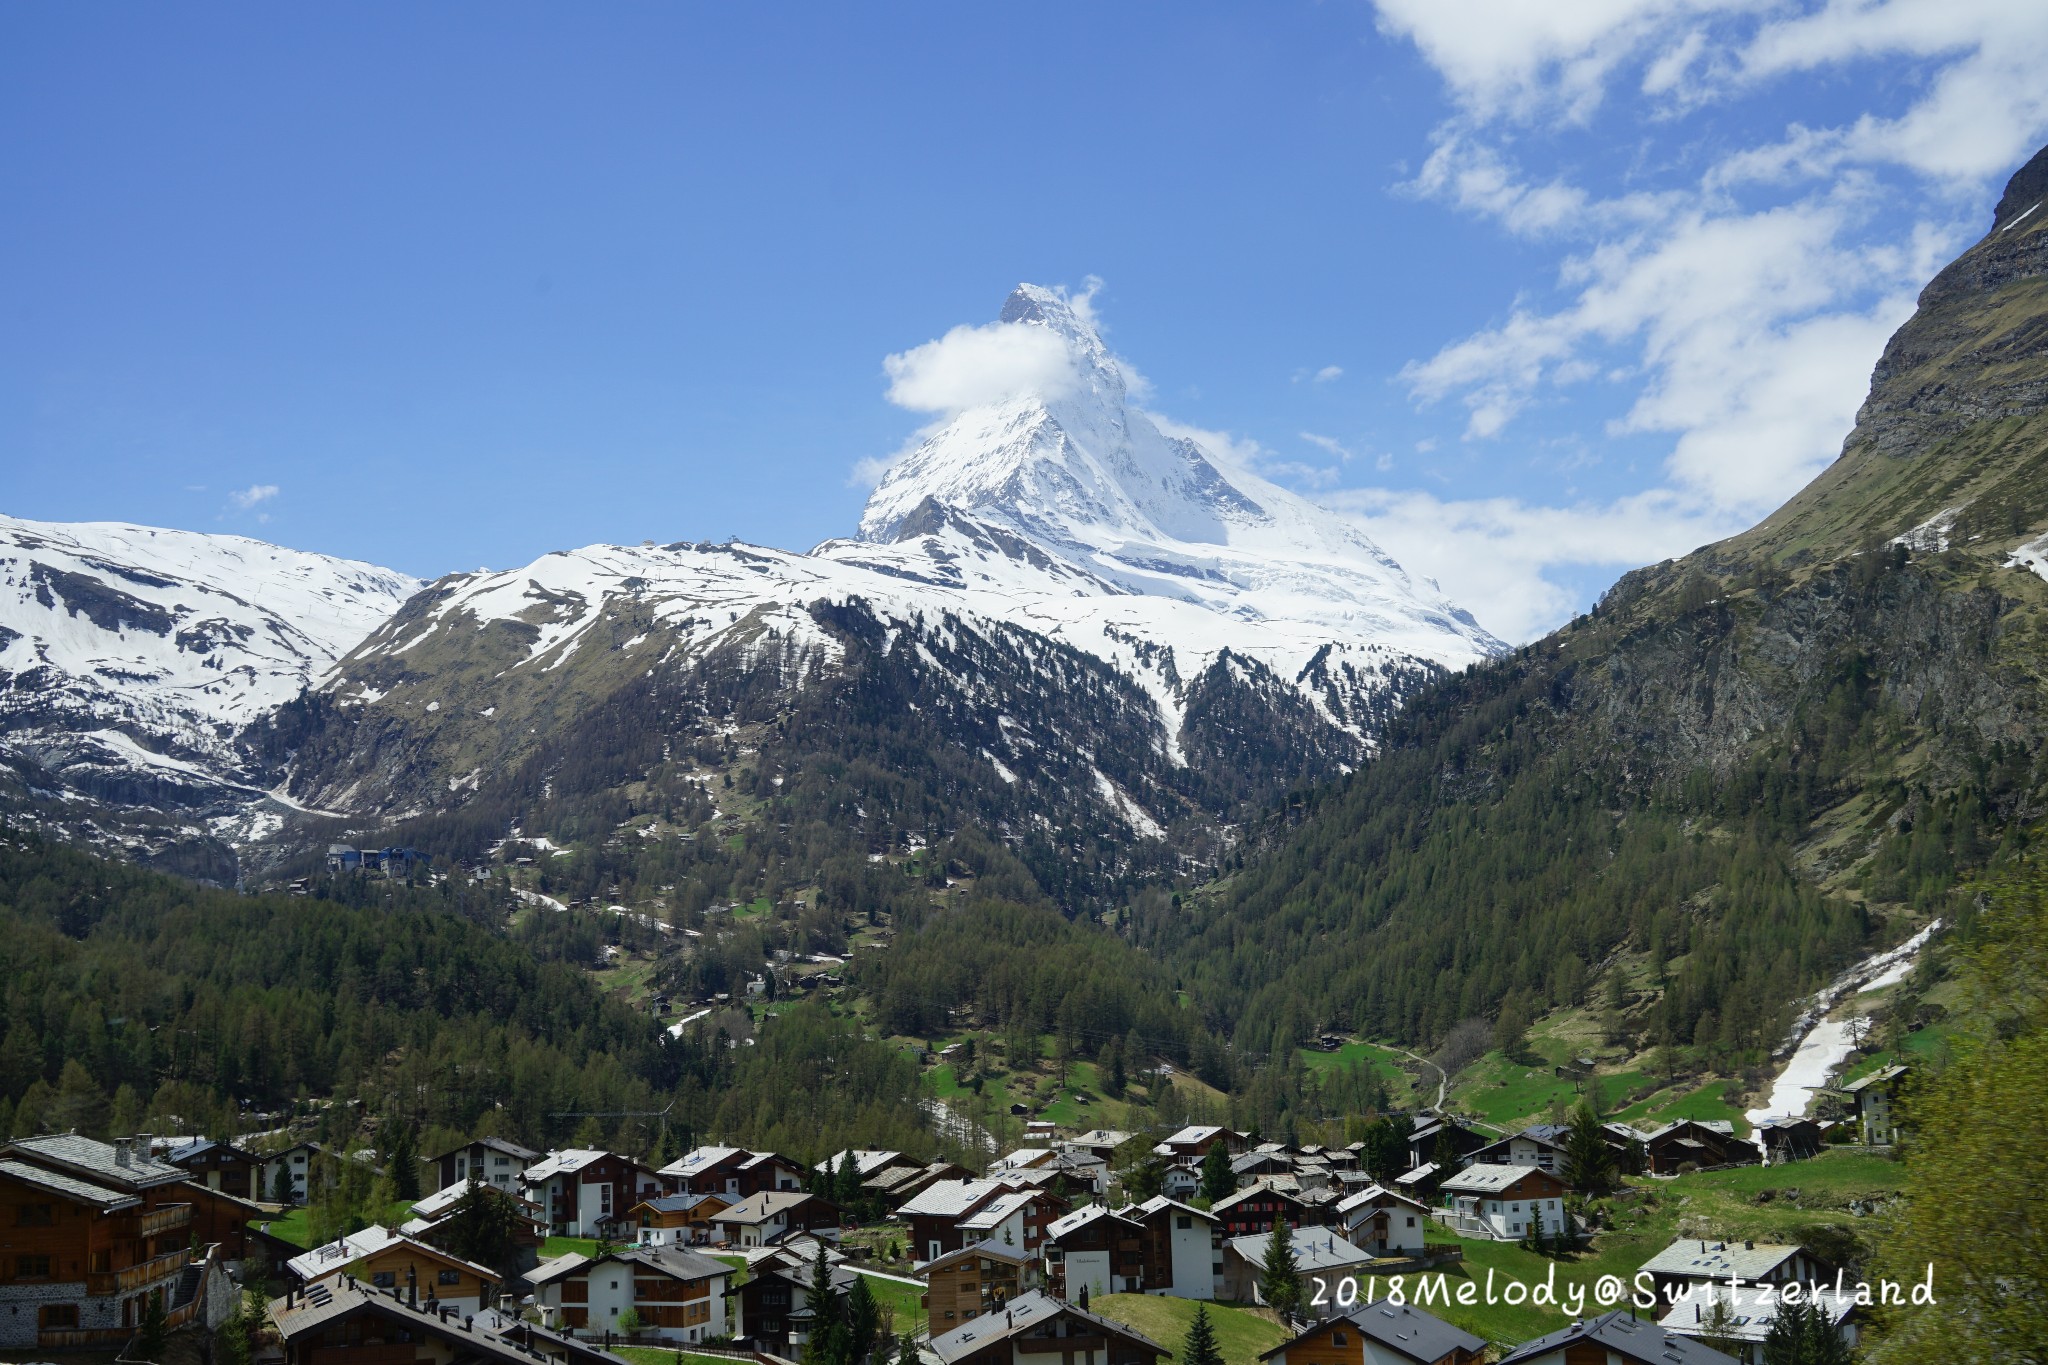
855, 284, 1501, 659
0, 514, 418, 800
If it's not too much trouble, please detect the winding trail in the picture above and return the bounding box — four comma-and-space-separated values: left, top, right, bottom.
1391, 1045, 1449, 1112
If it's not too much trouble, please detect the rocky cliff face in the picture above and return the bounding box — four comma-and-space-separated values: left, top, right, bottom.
1172, 143, 2048, 1053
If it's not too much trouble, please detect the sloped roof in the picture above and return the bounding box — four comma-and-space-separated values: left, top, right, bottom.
288, 1225, 407, 1281
523, 1148, 613, 1181
1659, 1282, 1859, 1345
5, 1133, 186, 1189
1440, 1163, 1551, 1195
1334, 1183, 1428, 1215
1497, 1309, 1741, 1365
1132, 1194, 1216, 1224
900, 1178, 1003, 1219
424, 1136, 540, 1164
0, 1158, 139, 1210
1262, 1301, 1484, 1365
1223, 1226, 1371, 1272
1045, 1202, 1140, 1242
716, 1190, 827, 1225
922, 1242, 1034, 1273
926, 1291, 1164, 1365
1638, 1238, 1808, 1283
821, 1149, 909, 1177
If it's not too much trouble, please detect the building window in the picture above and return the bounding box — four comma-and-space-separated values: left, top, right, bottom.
439, 1270, 462, 1286
372, 1272, 397, 1289
17, 1255, 53, 1278
40, 1304, 79, 1329
16, 1203, 55, 1227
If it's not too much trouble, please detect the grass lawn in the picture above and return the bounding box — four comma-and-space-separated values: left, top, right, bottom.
541, 1236, 604, 1260
850, 1270, 926, 1337
251, 1198, 417, 1251
1091, 1294, 1286, 1365
616, 1349, 745, 1365
1635, 1149, 1904, 1244
1450, 1051, 1647, 1128
1297, 1039, 1413, 1088
1610, 1079, 1748, 1133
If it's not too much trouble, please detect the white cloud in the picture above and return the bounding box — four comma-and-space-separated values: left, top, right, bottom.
882, 321, 1083, 416
1370, 0, 1762, 122
227, 483, 280, 522
1299, 432, 1356, 462
1357, 0, 2048, 641
1327, 484, 1747, 641
1314, 365, 1344, 383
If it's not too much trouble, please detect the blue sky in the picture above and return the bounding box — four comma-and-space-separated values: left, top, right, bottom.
5, 2, 2045, 640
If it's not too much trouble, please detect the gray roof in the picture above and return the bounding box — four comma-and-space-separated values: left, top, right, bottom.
1133, 1194, 1216, 1224
1638, 1238, 1807, 1283
1265, 1302, 1484, 1364
926, 1291, 1164, 1365
1223, 1227, 1372, 1273
1046, 1202, 1139, 1241
958, 1190, 1036, 1230
272, 1277, 631, 1365
1659, 1283, 1859, 1344
1440, 1162, 1551, 1195
1843, 1064, 1908, 1093
5, 1134, 187, 1189
1334, 1183, 1428, 1215
425, 1136, 540, 1163
921, 1242, 1034, 1273
1497, 1309, 1741, 1365
900, 1178, 1003, 1219
716, 1189, 824, 1224
0, 1158, 140, 1210
528, 1244, 729, 1286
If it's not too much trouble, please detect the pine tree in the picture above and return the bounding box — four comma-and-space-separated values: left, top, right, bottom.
1258, 1216, 1300, 1317
1762, 1298, 1851, 1365
802, 1243, 845, 1365
387, 1121, 421, 1201
1562, 1103, 1614, 1196
1199, 1144, 1234, 1203
844, 1271, 879, 1365
1182, 1304, 1222, 1365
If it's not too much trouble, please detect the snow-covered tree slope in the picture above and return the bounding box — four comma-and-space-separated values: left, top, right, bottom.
0, 514, 417, 813
292, 287, 1501, 832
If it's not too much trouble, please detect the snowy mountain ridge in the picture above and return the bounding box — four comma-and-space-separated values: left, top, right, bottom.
315, 285, 1501, 801
0, 515, 418, 862
4, 285, 1502, 868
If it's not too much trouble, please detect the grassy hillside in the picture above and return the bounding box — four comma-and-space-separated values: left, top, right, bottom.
1091, 1295, 1288, 1365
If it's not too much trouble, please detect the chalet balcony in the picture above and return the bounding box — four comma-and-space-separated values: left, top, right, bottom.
86, 1246, 195, 1296
142, 1203, 194, 1238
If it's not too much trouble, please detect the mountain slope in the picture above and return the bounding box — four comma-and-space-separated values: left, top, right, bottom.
261, 287, 1498, 884
0, 516, 417, 873
1159, 146, 2048, 1097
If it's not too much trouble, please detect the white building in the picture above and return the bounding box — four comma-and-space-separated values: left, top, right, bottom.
1333, 1185, 1431, 1257
1437, 1164, 1567, 1242
1130, 1195, 1221, 1300
529, 1246, 731, 1344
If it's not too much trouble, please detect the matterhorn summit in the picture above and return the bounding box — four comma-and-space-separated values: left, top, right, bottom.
849, 284, 1501, 662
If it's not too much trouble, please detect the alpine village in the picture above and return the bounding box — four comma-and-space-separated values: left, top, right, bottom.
7, 25, 2048, 1365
